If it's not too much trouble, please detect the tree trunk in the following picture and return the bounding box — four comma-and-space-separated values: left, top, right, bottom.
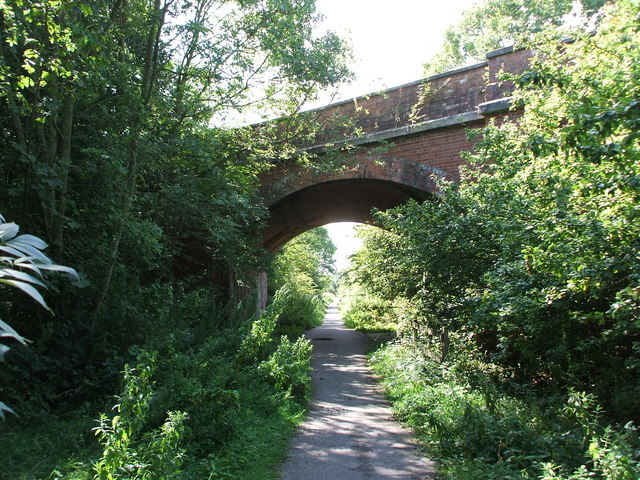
52, 92, 74, 253
440, 327, 450, 363
89, 135, 140, 333
89, 0, 168, 330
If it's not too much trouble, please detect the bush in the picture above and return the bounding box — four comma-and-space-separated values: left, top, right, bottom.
267, 226, 336, 338
260, 335, 312, 400
341, 294, 397, 333
5, 288, 315, 480
93, 354, 187, 480
343, 0, 640, 421
370, 341, 640, 480
272, 282, 325, 337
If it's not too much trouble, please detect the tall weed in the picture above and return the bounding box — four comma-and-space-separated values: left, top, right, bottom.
11, 289, 315, 480
92, 353, 187, 480
271, 284, 325, 337
260, 336, 312, 400
340, 294, 397, 332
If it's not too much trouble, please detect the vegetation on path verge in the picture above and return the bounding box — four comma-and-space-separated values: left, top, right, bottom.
370, 342, 638, 480
343, 2, 640, 478
0, 0, 345, 477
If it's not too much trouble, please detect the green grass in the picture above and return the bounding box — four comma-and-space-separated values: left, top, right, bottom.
3, 396, 305, 480
197, 400, 305, 480
2, 375, 307, 480
2, 410, 98, 480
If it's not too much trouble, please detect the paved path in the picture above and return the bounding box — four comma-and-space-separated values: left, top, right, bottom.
281, 306, 436, 480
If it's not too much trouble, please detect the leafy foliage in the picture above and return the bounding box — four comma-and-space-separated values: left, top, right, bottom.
342, 296, 396, 333
4, 288, 313, 479
0, 0, 349, 412
93, 354, 187, 480
339, 288, 397, 333
344, 2, 640, 478
0, 214, 77, 419
0, 214, 77, 312
268, 227, 336, 336
259, 335, 312, 400
424, 0, 604, 75
0, 0, 349, 476
371, 342, 640, 480
270, 227, 337, 295
270, 283, 326, 337
353, 0, 640, 419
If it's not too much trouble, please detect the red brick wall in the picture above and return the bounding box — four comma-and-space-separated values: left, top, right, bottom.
301, 46, 530, 145
259, 47, 530, 250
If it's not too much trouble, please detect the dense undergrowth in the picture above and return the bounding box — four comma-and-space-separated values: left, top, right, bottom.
268, 228, 336, 337
3, 0, 639, 478
339, 287, 397, 333
0, 0, 346, 477
370, 342, 639, 480
3, 286, 318, 480
2, 223, 333, 479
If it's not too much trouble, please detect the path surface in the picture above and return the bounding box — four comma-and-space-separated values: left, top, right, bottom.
281, 306, 436, 480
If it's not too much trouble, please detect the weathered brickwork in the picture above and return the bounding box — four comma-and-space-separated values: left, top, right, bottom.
260, 47, 530, 252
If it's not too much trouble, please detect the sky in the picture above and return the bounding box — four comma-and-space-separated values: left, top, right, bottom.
314, 0, 479, 103
315, 0, 478, 271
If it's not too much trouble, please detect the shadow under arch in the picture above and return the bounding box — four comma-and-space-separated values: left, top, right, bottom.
261, 154, 447, 252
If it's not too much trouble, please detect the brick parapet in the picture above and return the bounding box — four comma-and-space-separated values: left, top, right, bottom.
303, 46, 528, 146
485, 47, 531, 102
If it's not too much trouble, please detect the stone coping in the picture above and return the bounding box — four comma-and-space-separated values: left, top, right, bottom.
306, 97, 513, 153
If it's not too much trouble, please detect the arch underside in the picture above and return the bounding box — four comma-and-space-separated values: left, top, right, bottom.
262, 178, 431, 252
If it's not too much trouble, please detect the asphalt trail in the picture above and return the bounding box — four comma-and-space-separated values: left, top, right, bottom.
280, 305, 436, 480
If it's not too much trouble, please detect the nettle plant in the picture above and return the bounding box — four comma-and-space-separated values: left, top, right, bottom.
0, 214, 77, 418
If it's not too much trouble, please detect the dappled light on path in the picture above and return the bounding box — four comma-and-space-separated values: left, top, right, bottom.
281, 306, 435, 479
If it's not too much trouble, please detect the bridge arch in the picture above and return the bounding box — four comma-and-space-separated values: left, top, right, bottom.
261, 155, 445, 252
259, 45, 531, 252
254, 45, 529, 306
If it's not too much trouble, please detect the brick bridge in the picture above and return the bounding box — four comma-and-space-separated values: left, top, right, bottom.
259, 46, 530, 253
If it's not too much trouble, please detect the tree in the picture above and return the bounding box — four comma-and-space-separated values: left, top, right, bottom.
268, 227, 337, 336
356, 0, 639, 419
345, 225, 406, 301
424, 0, 604, 75
270, 226, 337, 294
0, 0, 352, 324
0, 0, 351, 412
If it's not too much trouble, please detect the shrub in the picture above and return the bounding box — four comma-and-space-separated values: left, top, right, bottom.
341, 294, 397, 333
370, 341, 640, 480
260, 335, 313, 400
272, 282, 325, 337
236, 301, 280, 364
92, 353, 187, 480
